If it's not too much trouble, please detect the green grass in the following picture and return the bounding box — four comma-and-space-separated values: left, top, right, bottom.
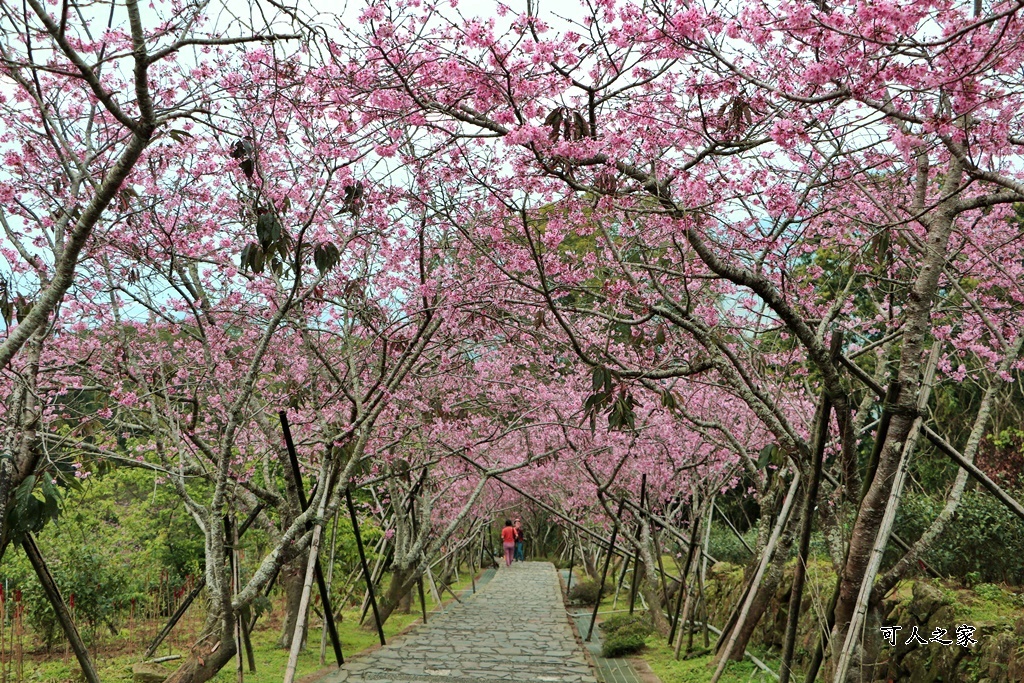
641, 634, 779, 683
19, 571, 480, 683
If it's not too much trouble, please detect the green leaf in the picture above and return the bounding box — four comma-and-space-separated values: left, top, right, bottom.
660, 390, 676, 411
256, 211, 281, 248
314, 242, 339, 275
757, 444, 776, 470
15, 475, 36, 508
251, 246, 265, 274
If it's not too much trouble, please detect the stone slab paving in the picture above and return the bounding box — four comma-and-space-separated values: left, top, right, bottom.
323, 562, 598, 683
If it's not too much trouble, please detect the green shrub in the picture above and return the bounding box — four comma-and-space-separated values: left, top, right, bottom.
0, 468, 207, 648
892, 490, 1024, 585
602, 631, 648, 658
599, 613, 652, 634
599, 612, 654, 658
567, 579, 605, 605
707, 522, 757, 565
974, 583, 1006, 602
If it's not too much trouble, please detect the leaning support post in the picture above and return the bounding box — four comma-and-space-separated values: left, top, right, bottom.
283, 469, 332, 683
225, 516, 243, 683
668, 495, 702, 646
320, 509, 340, 666
710, 469, 801, 683
628, 474, 647, 616
779, 332, 840, 683
566, 538, 576, 592
470, 530, 479, 593
346, 487, 386, 646
22, 534, 101, 683
833, 345, 941, 683
280, 411, 343, 666
586, 497, 627, 641
418, 578, 429, 624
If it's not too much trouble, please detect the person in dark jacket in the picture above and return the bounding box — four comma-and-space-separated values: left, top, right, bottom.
513, 519, 525, 562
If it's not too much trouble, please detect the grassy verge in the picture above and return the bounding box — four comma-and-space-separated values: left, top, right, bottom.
20, 571, 480, 683
639, 633, 781, 683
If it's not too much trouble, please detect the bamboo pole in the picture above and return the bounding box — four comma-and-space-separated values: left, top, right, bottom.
668, 495, 702, 646
320, 509, 340, 666
417, 579, 429, 624
226, 517, 243, 683
713, 504, 754, 556
628, 474, 647, 616
612, 551, 630, 610
709, 469, 801, 683
700, 496, 714, 649
425, 567, 444, 613
832, 346, 940, 683
282, 474, 332, 683
566, 540, 576, 592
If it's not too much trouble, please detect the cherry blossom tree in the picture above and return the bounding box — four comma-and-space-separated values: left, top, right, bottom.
346, 0, 1024, 679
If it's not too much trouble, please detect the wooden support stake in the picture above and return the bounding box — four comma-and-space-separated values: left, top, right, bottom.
346, 487, 385, 646
668, 497, 701, 646
320, 509, 340, 666
710, 470, 801, 683
283, 478, 331, 683
417, 578, 428, 624
470, 541, 477, 594
21, 534, 100, 683
280, 411, 343, 666
628, 474, 647, 616
780, 333, 840, 683
225, 516, 244, 683
566, 540, 576, 592
586, 497, 627, 641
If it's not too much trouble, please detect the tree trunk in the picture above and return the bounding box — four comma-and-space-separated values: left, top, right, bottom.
725, 542, 789, 660
583, 544, 599, 580
638, 521, 671, 636
165, 616, 237, 683
370, 565, 416, 629
277, 554, 308, 649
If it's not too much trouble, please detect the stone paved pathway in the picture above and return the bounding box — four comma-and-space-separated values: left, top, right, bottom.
324, 562, 597, 683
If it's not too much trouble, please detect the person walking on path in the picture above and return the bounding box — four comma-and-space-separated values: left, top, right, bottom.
501, 520, 516, 567
513, 519, 525, 562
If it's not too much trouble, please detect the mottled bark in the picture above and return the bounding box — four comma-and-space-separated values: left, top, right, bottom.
278, 555, 309, 649
164, 614, 237, 683
830, 161, 963, 681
